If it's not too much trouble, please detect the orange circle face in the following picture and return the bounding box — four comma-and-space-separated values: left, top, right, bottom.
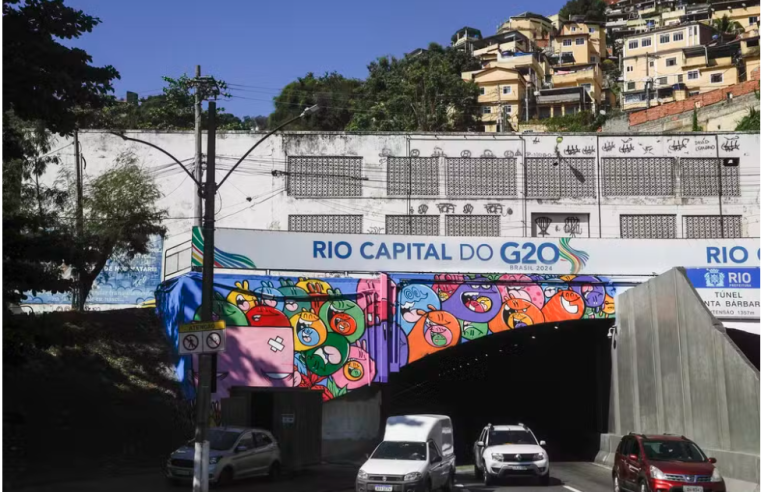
343, 360, 364, 381
330, 312, 357, 337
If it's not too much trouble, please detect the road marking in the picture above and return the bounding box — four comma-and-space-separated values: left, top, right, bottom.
590, 462, 612, 470
564, 485, 585, 492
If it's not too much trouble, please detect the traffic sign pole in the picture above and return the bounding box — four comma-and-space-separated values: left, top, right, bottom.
193, 102, 217, 492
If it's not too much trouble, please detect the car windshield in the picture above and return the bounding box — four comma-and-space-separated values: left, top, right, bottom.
642, 440, 706, 462
208, 429, 241, 451
489, 430, 537, 446
371, 441, 427, 461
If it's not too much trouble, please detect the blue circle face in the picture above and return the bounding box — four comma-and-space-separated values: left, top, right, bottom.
398, 285, 440, 335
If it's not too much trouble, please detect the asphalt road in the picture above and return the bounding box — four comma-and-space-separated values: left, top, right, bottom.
455, 462, 613, 492
11, 461, 613, 492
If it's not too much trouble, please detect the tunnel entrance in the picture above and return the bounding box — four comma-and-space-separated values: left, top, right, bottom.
382, 318, 614, 463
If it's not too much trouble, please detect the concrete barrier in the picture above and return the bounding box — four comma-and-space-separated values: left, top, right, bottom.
597, 268, 760, 492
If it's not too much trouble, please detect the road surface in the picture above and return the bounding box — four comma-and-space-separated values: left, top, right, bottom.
11, 461, 613, 492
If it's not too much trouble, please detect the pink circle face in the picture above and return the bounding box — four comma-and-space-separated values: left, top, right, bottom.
498, 274, 545, 309
423, 321, 454, 348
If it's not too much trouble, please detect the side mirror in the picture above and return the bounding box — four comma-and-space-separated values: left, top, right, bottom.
477, 441, 485, 447
432, 455, 442, 464
236, 445, 248, 453
709, 457, 717, 464
540, 440, 547, 446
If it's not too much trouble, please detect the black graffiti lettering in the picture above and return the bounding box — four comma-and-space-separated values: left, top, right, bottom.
484, 203, 503, 214
582, 145, 595, 155
668, 138, 689, 152
565, 145, 581, 155
417, 204, 428, 215
463, 204, 474, 215
640, 145, 654, 155
602, 141, 616, 152
532, 137, 540, 144
437, 203, 456, 214
721, 136, 740, 152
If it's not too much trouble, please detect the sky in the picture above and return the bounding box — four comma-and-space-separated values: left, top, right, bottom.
64, 0, 566, 118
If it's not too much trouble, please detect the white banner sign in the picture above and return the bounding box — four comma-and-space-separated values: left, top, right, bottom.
194, 228, 760, 277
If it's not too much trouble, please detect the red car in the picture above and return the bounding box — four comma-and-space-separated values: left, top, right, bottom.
613, 433, 725, 492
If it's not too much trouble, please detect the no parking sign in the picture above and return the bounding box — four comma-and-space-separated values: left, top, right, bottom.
178, 320, 226, 355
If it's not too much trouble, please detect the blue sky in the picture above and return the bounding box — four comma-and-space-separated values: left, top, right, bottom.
65, 0, 566, 117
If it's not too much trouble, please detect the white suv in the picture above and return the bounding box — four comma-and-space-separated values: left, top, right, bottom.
473, 424, 550, 486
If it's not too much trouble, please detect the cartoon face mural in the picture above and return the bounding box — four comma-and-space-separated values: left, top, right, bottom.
460, 320, 489, 340
194, 292, 248, 326
541, 290, 585, 322
433, 274, 466, 302
602, 294, 615, 315
570, 276, 606, 308
490, 298, 545, 332
407, 308, 461, 363
498, 274, 545, 309
214, 327, 297, 398
254, 281, 283, 311
442, 278, 502, 322
290, 309, 328, 351
278, 279, 312, 316
319, 289, 366, 343
246, 305, 290, 327
297, 278, 332, 313
333, 340, 376, 390
304, 332, 350, 377
226, 280, 257, 313
398, 284, 440, 335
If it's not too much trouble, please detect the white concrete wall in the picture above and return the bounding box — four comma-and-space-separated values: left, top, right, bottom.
42, 131, 760, 257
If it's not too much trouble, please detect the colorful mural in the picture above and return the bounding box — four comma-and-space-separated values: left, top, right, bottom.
156, 271, 616, 405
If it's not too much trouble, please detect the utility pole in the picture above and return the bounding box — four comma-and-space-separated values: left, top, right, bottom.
109, 101, 318, 492
193, 102, 217, 492
73, 129, 84, 311
194, 65, 203, 227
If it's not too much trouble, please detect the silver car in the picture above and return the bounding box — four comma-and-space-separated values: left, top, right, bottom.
166, 427, 281, 485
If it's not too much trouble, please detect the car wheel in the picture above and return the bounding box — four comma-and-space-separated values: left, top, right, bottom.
483, 468, 494, 487
217, 467, 233, 487
614, 474, 621, 492
474, 463, 483, 480
442, 471, 455, 492
268, 461, 281, 481
540, 473, 550, 486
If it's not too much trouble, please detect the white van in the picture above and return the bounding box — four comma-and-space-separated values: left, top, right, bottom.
356, 415, 456, 492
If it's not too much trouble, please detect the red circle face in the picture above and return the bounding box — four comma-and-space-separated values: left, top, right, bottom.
330, 312, 357, 336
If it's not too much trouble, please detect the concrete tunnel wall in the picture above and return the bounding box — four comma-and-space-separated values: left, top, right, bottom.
596, 267, 760, 492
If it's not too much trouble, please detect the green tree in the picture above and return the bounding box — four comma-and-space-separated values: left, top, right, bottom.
712, 14, 745, 35
59, 154, 168, 310
348, 43, 481, 132
3, 0, 119, 308
82, 74, 247, 131
268, 72, 362, 131
558, 0, 607, 21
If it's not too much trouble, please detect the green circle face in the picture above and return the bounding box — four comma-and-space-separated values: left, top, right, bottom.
460, 320, 489, 340
319, 298, 366, 343
305, 333, 350, 376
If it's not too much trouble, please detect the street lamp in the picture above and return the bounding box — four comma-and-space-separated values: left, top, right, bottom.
111, 102, 318, 492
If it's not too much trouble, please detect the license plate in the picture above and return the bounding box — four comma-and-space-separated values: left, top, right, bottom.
374, 486, 393, 492
506, 465, 529, 470
174, 470, 191, 477
684, 487, 703, 492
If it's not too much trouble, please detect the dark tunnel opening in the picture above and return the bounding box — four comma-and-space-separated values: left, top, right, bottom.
381, 318, 614, 464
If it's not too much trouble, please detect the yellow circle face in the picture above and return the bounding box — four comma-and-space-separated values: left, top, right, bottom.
343, 360, 364, 381
290, 312, 327, 352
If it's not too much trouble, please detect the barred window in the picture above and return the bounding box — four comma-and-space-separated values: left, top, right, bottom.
602, 158, 675, 196
681, 159, 740, 197
288, 215, 363, 234
683, 216, 742, 238
620, 215, 676, 238
446, 215, 500, 236
526, 158, 596, 198
385, 215, 440, 236
387, 157, 439, 196
445, 158, 516, 196
287, 156, 362, 197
